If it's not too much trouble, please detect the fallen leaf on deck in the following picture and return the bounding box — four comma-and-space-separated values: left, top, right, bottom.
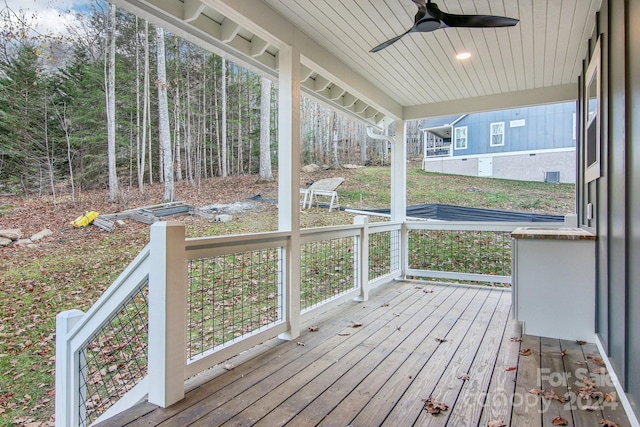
422, 397, 449, 415
297, 342, 305, 346
529, 388, 545, 396
423, 289, 434, 293
604, 393, 617, 403
381, 303, 389, 307
505, 366, 517, 372
600, 419, 620, 427
519, 348, 532, 356
223, 364, 234, 371
587, 355, 605, 366
579, 376, 595, 387
550, 389, 567, 403
561, 349, 567, 357
487, 420, 506, 427
510, 336, 523, 342
552, 415, 569, 426
457, 373, 470, 381
308, 325, 319, 332
576, 340, 587, 345
435, 337, 447, 343
351, 321, 363, 328
578, 386, 603, 400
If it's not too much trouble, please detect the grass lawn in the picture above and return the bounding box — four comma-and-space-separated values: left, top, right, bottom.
0, 162, 575, 425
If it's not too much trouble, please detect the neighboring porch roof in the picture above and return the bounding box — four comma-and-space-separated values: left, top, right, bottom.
111, 0, 601, 125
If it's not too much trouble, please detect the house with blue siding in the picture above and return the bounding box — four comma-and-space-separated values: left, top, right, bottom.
420, 102, 576, 183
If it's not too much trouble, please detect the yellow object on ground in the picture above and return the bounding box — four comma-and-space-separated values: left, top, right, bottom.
71, 211, 99, 228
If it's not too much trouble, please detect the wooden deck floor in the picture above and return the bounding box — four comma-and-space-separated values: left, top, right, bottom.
100, 281, 631, 427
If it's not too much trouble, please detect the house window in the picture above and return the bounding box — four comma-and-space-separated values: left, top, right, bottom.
454, 126, 467, 150
490, 122, 505, 147
584, 37, 601, 183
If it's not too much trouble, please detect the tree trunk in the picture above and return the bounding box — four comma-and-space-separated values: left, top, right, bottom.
259, 77, 273, 181
221, 57, 228, 177
107, 3, 118, 201
155, 25, 174, 201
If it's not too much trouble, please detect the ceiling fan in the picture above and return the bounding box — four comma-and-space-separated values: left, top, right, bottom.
370, 0, 519, 52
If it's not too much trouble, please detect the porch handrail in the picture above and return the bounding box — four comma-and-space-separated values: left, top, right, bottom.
55, 245, 151, 427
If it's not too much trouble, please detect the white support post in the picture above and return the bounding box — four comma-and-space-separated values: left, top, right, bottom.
390, 120, 407, 222
148, 222, 187, 408
55, 309, 84, 427
277, 45, 301, 340
391, 120, 407, 277
354, 215, 369, 301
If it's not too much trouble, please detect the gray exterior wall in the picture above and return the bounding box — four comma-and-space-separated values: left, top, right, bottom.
578, 0, 639, 419
450, 102, 576, 156
422, 149, 575, 183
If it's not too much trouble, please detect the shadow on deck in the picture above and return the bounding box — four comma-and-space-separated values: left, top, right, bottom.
98, 281, 631, 426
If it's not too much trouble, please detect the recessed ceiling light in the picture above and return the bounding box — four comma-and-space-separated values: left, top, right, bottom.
456, 52, 472, 60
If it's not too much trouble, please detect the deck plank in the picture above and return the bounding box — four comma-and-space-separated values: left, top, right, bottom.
375, 287, 491, 426
412, 289, 505, 426
560, 339, 607, 426
288, 286, 476, 427
314, 286, 480, 427
511, 334, 542, 427
539, 337, 573, 427
476, 308, 521, 427
442, 290, 513, 426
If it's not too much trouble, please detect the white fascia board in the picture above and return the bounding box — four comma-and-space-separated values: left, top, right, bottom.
203, 0, 403, 120
404, 84, 578, 121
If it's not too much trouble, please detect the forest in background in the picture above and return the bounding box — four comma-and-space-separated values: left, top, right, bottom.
0, 0, 423, 203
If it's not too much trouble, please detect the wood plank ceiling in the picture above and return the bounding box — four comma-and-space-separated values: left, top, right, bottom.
112, 0, 602, 125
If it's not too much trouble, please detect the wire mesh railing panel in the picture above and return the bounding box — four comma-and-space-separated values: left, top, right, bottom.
77, 283, 149, 426
368, 229, 400, 282
187, 248, 283, 359
408, 229, 512, 280
301, 236, 357, 310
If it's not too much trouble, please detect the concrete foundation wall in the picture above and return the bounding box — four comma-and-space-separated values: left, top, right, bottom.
422, 150, 575, 183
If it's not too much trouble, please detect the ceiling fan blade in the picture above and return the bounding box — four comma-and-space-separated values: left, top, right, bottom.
370, 28, 413, 52
440, 13, 519, 28
370, 0, 427, 52
426, 2, 518, 28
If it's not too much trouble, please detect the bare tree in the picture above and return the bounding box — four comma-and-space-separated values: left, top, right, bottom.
259, 77, 273, 181
155, 25, 173, 201
221, 57, 228, 177
106, 3, 118, 201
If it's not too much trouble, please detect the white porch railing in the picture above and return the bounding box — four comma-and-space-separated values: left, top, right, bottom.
55, 216, 567, 425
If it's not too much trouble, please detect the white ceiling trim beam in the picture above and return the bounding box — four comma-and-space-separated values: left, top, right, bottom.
403, 84, 578, 120
220, 18, 240, 43
111, 0, 278, 74
183, 0, 205, 22
202, 0, 403, 120
250, 37, 269, 58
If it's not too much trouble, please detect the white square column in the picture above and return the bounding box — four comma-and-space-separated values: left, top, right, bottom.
278, 45, 301, 340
